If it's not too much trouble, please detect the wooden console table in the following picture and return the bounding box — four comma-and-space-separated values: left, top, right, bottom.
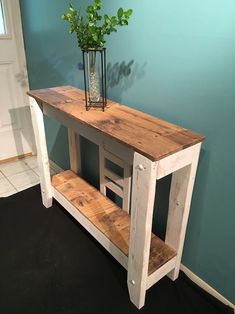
28, 86, 205, 309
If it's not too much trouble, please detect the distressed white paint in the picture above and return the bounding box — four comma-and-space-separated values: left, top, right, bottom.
146, 257, 177, 290
99, 145, 132, 213
165, 144, 201, 280
156, 144, 201, 180
104, 168, 124, 187
29, 97, 52, 208
68, 129, 81, 175
104, 179, 124, 198
32, 91, 204, 310
123, 163, 132, 213
99, 145, 106, 195
49, 162, 234, 312
103, 149, 125, 168
127, 152, 157, 309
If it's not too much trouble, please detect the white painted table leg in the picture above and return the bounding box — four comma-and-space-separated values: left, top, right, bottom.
123, 163, 132, 213
165, 143, 201, 280
29, 97, 52, 208
68, 129, 82, 175
127, 152, 158, 309
99, 145, 106, 195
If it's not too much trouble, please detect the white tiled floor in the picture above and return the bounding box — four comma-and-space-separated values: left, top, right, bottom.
0, 156, 60, 197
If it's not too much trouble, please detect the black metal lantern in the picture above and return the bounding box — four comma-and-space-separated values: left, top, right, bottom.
82, 48, 107, 111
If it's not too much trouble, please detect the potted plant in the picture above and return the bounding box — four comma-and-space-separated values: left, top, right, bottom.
62, 0, 133, 110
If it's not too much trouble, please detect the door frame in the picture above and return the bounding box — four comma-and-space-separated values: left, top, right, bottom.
0, 0, 36, 160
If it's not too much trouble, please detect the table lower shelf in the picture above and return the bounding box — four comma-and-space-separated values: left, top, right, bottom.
52, 170, 176, 276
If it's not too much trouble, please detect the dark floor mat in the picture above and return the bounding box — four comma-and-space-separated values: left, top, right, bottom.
0, 186, 233, 314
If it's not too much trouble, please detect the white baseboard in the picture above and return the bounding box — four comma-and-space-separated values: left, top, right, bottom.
180, 264, 235, 312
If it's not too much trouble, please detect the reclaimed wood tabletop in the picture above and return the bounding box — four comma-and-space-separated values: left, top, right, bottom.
28, 86, 205, 161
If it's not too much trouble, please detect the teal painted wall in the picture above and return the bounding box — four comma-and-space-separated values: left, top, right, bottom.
20, 0, 83, 169
20, 0, 235, 304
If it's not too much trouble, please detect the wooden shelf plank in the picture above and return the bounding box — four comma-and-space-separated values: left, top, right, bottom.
28, 86, 205, 161
52, 170, 176, 275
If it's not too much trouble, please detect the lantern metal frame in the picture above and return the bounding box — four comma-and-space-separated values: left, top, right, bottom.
82, 47, 107, 111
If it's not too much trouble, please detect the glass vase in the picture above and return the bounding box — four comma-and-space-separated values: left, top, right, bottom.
82, 48, 107, 111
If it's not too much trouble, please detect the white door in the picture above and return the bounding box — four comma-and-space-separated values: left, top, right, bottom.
0, 0, 35, 161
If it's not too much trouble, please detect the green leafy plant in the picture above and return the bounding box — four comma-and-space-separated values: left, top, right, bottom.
62, 0, 133, 50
